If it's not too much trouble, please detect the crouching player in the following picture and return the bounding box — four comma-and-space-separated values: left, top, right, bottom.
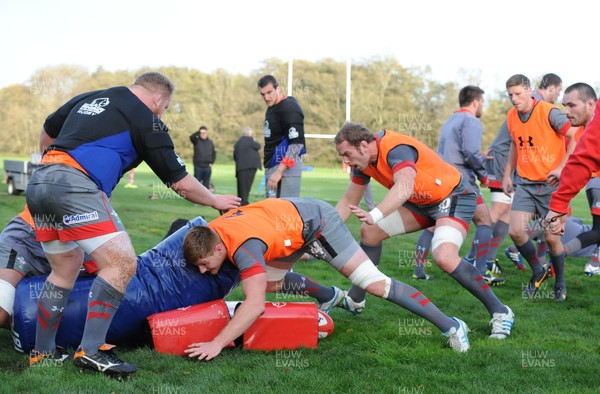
334, 122, 514, 339
183, 197, 472, 361
2, 211, 357, 354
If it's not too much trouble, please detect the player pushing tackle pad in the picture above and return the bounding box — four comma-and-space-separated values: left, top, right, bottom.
182, 197, 473, 361
12, 217, 240, 353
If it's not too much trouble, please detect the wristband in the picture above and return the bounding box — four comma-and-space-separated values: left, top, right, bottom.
369, 208, 384, 223
281, 157, 295, 168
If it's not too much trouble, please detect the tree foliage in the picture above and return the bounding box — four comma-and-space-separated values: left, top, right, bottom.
0, 59, 513, 166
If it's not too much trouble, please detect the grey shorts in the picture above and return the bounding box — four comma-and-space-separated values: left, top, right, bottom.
265, 166, 302, 198
464, 178, 486, 205
0, 216, 50, 277
484, 152, 510, 190
512, 180, 555, 216
279, 200, 360, 271
403, 178, 476, 231
26, 165, 125, 242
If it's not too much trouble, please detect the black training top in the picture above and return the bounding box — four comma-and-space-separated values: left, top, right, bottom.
44, 86, 187, 196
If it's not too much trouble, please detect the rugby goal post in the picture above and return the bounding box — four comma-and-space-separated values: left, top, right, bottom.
287, 58, 352, 140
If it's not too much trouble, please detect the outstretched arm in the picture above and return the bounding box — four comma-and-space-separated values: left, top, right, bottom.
185, 273, 267, 361
170, 174, 241, 211
350, 167, 415, 225
336, 181, 368, 222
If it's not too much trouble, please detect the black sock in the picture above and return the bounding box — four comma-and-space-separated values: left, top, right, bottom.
550, 253, 566, 287
516, 240, 544, 275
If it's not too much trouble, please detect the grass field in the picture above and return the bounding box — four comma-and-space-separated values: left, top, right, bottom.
1, 160, 599, 394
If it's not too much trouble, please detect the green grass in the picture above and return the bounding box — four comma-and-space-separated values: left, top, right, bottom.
1, 160, 599, 393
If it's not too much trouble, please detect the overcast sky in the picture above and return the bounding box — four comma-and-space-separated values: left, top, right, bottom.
1, 0, 598, 96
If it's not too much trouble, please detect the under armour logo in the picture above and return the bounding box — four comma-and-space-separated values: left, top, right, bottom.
51, 306, 64, 313
518, 136, 534, 147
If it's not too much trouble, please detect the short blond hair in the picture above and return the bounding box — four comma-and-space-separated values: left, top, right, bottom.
183, 226, 220, 264
133, 71, 175, 95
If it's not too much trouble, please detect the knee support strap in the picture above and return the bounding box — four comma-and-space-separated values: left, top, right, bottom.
431, 225, 464, 252
348, 260, 391, 298
491, 191, 513, 204
376, 210, 406, 236
0, 279, 15, 316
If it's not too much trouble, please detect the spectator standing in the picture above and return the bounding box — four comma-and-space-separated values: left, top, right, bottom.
234, 126, 262, 206
190, 125, 216, 189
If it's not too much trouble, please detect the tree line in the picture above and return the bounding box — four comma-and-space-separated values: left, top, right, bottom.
0, 57, 526, 167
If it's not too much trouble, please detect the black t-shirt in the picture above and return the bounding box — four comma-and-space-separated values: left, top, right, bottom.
44, 86, 187, 196
263, 96, 305, 168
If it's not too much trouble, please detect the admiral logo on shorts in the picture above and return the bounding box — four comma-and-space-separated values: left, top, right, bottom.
288, 126, 299, 139
77, 98, 110, 116
63, 211, 100, 225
